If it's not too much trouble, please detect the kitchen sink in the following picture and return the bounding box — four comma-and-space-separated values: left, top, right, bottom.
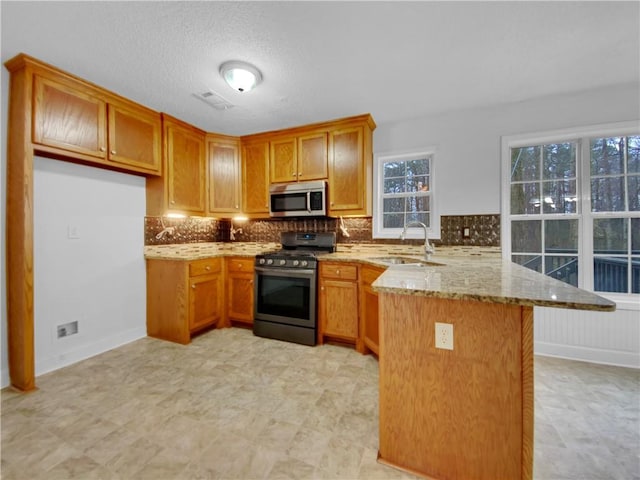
372, 256, 444, 267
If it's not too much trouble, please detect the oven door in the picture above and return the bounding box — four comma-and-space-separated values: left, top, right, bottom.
254, 266, 317, 328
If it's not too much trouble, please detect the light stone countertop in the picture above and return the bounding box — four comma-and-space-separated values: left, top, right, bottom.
144, 242, 614, 312
144, 242, 281, 260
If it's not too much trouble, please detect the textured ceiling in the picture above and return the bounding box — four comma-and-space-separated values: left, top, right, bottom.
2, 1, 639, 136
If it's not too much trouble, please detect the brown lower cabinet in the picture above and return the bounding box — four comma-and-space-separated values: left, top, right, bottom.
146, 257, 224, 344
317, 262, 364, 352
225, 257, 255, 325
359, 264, 385, 355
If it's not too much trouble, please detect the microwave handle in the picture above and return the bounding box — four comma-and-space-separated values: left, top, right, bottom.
307, 191, 311, 213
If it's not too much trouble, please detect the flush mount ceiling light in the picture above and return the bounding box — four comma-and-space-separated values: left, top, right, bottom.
219, 60, 262, 93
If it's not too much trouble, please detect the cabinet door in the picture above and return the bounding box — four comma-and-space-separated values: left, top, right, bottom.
32, 74, 107, 158
328, 126, 365, 213
319, 278, 359, 341
166, 122, 206, 214
270, 137, 297, 183
107, 102, 161, 174
242, 141, 270, 215
208, 138, 241, 213
226, 258, 255, 324
298, 132, 328, 181
189, 273, 222, 332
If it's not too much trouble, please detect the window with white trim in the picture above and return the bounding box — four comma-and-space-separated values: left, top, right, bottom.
502, 122, 640, 296
373, 150, 439, 239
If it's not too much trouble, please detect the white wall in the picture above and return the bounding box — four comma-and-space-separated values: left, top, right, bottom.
374, 82, 640, 215
374, 82, 640, 368
30, 158, 147, 380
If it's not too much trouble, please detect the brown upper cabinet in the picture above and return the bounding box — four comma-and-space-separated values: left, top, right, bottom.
31, 68, 161, 176
147, 115, 206, 216
241, 140, 270, 216
270, 131, 328, 184
207, 134, 241, 214
328, 125, 371, 216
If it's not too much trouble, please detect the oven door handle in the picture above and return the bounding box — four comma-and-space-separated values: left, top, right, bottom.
255, 266, 316, 277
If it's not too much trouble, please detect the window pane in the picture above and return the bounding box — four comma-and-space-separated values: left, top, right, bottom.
511, 182, 540, 215
594, 257, 628, 293
512, 220, 541, 253
542, 180, 577, 214
406, 212, 430, 227
543, 143, 576, 180
545, 256, 578, 287
511, 146, 540, 182
413, 195, 430, 213
406, 159, 429, 176
627, 136, 640, 174
383, 213, 404, 229
633, 258, 640, 294
383, 197, 404, 213
383, 161, 405, 179
628, 175, 640, 211
632, 218, 640, 255
591, 176, 625, 212
408, 176, 429, 192
384, 177, 405, 194
512, 254, 542, 272
591, 137, 625, 176
545, 219, 578, 254
593, 218, 627, 254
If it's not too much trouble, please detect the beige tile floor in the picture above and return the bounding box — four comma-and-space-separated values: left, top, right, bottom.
1, 327, 638, 480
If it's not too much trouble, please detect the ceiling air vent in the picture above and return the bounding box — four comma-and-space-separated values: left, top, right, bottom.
193, 90, 235, 110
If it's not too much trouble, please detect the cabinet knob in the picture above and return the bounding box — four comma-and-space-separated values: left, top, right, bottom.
292, 172, 296, 177
336, 270, 341, 275
205, 266, 211, 271
171, 200, 175, 204
100, 147, 106, 152
330, 202, 335, 206
235, 205, 239, 209
110, 150, 116, 155
237, 264, 242, 269
191, 284, 196, 289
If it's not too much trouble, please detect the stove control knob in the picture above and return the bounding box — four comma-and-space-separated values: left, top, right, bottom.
279, 259, 286, 266
259, 258, 266, 265
266, 259, 274, 265
292, 260, 300, 267
300, 260, 308, 267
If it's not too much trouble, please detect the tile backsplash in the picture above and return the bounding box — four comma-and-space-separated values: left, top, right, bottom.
145, 214, 500, 247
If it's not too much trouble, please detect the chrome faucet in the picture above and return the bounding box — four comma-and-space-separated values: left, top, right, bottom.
401, 221, 435, 260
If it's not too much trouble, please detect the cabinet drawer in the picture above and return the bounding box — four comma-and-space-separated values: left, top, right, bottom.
320, 263, 358, 281
362, 266, 385, 285
189, 258, 222, 277
227, 257, 255, 273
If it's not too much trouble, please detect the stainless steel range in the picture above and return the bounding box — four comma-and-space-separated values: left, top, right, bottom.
253, 232, 336, 346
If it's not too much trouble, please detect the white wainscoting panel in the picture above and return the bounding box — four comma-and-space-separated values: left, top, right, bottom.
534, 305, 639, 368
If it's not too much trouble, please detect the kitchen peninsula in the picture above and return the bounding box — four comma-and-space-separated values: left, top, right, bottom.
369, 253, 615, 480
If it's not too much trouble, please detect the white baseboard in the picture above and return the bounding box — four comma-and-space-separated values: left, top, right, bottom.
535, 341, 640, 369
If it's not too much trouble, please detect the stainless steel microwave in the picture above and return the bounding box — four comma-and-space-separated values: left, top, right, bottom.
269, 180, 327, 217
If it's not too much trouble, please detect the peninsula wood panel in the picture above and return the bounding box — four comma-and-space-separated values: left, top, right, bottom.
241, 141, 270, 215
378, 294, 532, 480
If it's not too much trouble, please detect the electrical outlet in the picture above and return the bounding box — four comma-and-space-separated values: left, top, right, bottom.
435, 322, 454, 350
67, 224, 80, 239
462, 227, 471, 239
